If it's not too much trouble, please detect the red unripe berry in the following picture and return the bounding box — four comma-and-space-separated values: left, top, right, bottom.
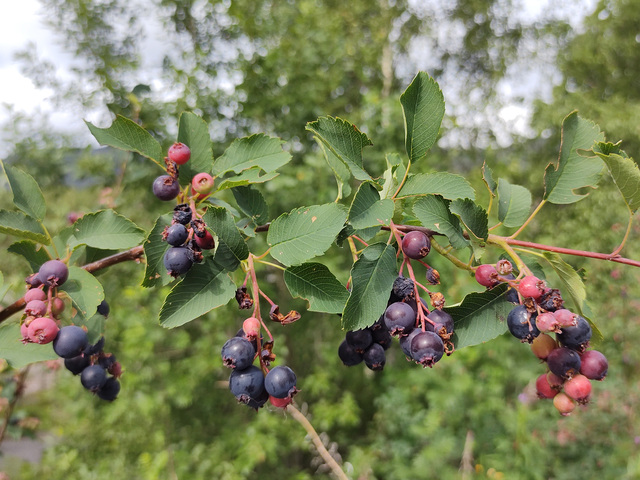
50, 297, 65, 316
269, 395, 292, 408
553, 392, 576, 416
517, 275, 546, 300
168, 142, 191, 165
20, 322, 31, 343
531, 333, 557, 360
563, 374, 592, 404
536, 312, 559, 333
27, 317, 60, 344
553, 309, 577, 328
535, 373, 558, 399
580, 350, 608, 380
24, 300, 47, 317
242, 317, 261, 340
24, 288, 46, 303
547, 371, 565, 389
191, 172, 215, 195
194, 230, 215, 250
475, 264, 499, 287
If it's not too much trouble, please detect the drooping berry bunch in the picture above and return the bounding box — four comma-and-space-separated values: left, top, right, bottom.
222, 316, 299, 410
474, 262, 609, 415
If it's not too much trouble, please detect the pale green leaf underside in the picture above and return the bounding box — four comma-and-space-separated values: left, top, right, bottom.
284, 263, 349, 314
213, 133, 291, 176
1, 162, 46, 220
482, 161, 497, 197
7, 240, 50, 272
397, 172, 475, 201
497, 179, 532, 228
71, 209, 145, 250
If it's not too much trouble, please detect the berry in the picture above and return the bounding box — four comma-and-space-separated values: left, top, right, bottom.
579, 350, 608, 380
553, 392, 576, 416
163, 246, 194, 277
506, 305, 539, 343
410, 331, 444, 367
399, 328, 422, 357
427, 309, 454, 335
517, 275, 546, 300
173, 204, 193, 225
194, 230, 215, 250
390, 276, 415, 302
81, 365, 108, 392
191, 172, 215, 195
535, 312, 559, 333
371, 326, 392, 350
64, 354, 91, 375
84, 336, 106, 356
401, 231, 431, 259
546, 371, 565, 389
229, 366, 266, 406
53, 326, 89, 359
152, 175, 180, 201
97, 377, 121, 401
338, 340, 364, 366
24, 288, 46, 303
168, 142, 191, 165
24, 300, 47, 317
166, 224, 189, 246
547, 347, 581, 379
97, 300, 110, 318
475, 264, 499, 287
98, 353, 117, 370
27, 317, 59, 344
269, 395, 292, 408
363, 343, 386, 371
50, 297, 65, 316
264, 366, 297, 399
553, 309, 577, 328
345, 329, 373, 352
221, 337, 256, 370
25, 273, 42, 288
538, 288, 564, 311
242, 317, 261, 340
557, 315, 592, 351
383, 302, 416, 336
530, 333, 557, 360
535, 373, 558, 399
563, 374, 592, 404
20, 322, 30, 343
37, 260, 69, 287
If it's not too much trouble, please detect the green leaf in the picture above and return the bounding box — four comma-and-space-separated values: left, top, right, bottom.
341, 243, 397, 331
203, 207, 249, 271
348, 182, 394, 230
449, 284, 513, 349
482, 161, 497, 196
268, 203, 348, 267
400, 72, 445, 163
379, 153, 405, 200
543, 112, 605, 204
215, 168, 279, 190
212, 134, 291, 176
0, 272, 9, 303
85, 115, 163, 165
397, 173, 475, 201
0, 322, 58, 368
1, 162, 46, 220
231, 186, 269, 227
177, 112, 214, 184
142, 215, 173, 288
592, 142, 640, 213
70, 210, 145, 250
7, 241, 50, 272
413, 196, 468, 249
497, 179, 532, 228
450, 198, 488, 241
317, 138, 352, 200
159, 261, 236, 328
284, 263, 349, 314
59, 266, 105, 323
306, 116, 372, 181
0, 210, 49, 244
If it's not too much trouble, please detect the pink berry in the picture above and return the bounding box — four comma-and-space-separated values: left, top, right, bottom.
517, 275, 546, 300
536, 312, 559, 333
168, 142, 191, 165
27, 317, 60, 344
242, 317, 261, 340
20, 321, 31, 343
50, 297, 65, 316
553, 392, 576, 416
563, 374, 592, 404
24, 288, 46, 303
475, 264, 499, 287
535, 373, 557, 399
194, 230, 215, 250
553, 309, 577, 328
580, 350, 608, 380
547, 371, 565, 389
191, 172, 215, 195
24, 300, 47, 317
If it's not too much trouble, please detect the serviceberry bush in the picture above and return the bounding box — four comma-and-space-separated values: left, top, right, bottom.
1, 71, 640, 476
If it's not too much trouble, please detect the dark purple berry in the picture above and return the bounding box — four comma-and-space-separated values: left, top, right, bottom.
338, 340, 363, 366
229, 365, 266, 405
383, 302, 416, 336
371, 327, 392, 350
401, 231, 431, 259
264, 366, 297, 399
427, 309, 454, 335
96, 300, 110, 318
538, 288, 564, 312
410, 331, 444, 367
506, 305, 539, 343
245, 388, 269, 410
390, 276, 415, 302
153, 175, 180, 201
547, 347, 582, 379
580, 350, 608, 380
98, 353, 117, 370
235, 328, 260, 352
363, 343, 386, 371
64, 354, 90, 375
163, 246, 194, 277
166, 224, 189, 246
84, 336, 105, 356
25, 273, 43, 287
345, 329, 373, 352
400, 328, 422, 357
53, 326, 89, 359
557, 315, 592, 351
81, 365, 108, 392
97, 377, 121, 401
37, 260, 69, 287
221, 337, 256, 370
173, 203, 192, 225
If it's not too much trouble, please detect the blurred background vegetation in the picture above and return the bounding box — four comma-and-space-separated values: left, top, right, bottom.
1, 0, 640, 478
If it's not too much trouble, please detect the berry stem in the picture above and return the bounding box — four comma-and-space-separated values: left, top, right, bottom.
254, 259, 286, 271
390, 159, 412, 200
609, 209, 634, 257
487, 235, 533, 276
246, 254, 274, 343
429, 238, 475, 272
509, 199, 547, 239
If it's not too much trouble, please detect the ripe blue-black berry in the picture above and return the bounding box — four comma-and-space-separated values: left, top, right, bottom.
383, 302, 416, 336
64, 354, 90, 375
507, 305, 539, 343
390, 276, 415, 302
97, 377, 121, 401
557, 315, 592, 351
221, 337, 256, 370
363, 343, 386, 371
96, 300, 110, 318
371, 326, 392, 350
538, 288, 564, 312
264, 366, 297, 399
152, 175, 180, 201
163, 246, 193, 276
98, 353, 117, 370
81, 365, 108, 392
400, 328, 421, 357
338, 340, 363, 366
53, 326, 89, 359
166, 224, 189, 246
401, 231, 431, 259
345, 329, 373, 352
547, 347, 581, 379
427, 309, 454, 335
410, 331, 444, 367
173, 204, 192, 225
84, 336, 105, 356
37, 260, 69, 287
229, 365, 266, 405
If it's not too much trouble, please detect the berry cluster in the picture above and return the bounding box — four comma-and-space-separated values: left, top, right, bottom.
340, 230, 455, 371
221, 317, 298, 410
21, 261, 121, 401
474, 263, 609, 415
151, 142, 216, 277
